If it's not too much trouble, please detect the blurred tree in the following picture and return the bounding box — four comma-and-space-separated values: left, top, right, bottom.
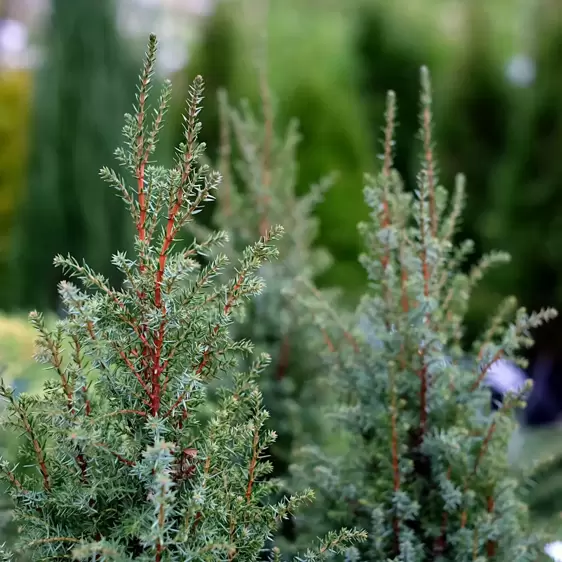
0, 70, 30, 310
485, 1, 562, 530
11, 0, 137, 312
483, 0, 562, 352
166, 0, 253, 229
170, 0, 375, 300
432, 0, 513, 342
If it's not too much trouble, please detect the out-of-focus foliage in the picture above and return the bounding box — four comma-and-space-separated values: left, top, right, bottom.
0, 71, 31, 310
352, 1, 427, 186
10, 0, 137, 313
482, 4, 562, 350
491, 5, 562, 531
171, 0, 376, 299
290, 72, 554, 561
0, 313, 47, 393
431, 2, 513, 341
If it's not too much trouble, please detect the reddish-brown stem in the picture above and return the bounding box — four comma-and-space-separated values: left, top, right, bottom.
245, 426, 260, 502
40, 330, 74, 411
473, 411, 506, 480
84, 386, 90, 416
76, 454, 88, 483
434, 511, 449, 555
477, 421, 497, 467
135, 65, 149, 252
176, 408, 189, 430
419, 364, 427, 436
418, 125, 431, 300
74, 298, 149, 415
423, 104, 437, 237
147, 80, 202, 417
275, 336, 290, 380
399, 240, 409, 313
150, 323, 167, 417
421, 250, 430, 299
136, 157, 149, 276
2, 468, 23, 490
191, 512, 202, 534
71, 335, 91, 416
343, 331, 360, 353
21, 413, 50, 491
228, 515, 237, 562
416, 145, 430, 438
151, 186, 213, 415
390, 406, 400, 493
460, 406, 507, 528
4, 378, 50, 492
118, 349, 151, 395
381, 92, 394, 230
107, 409, 147, 418
218, 93, 233, 217
380, 96, 394, 317
258, 61, 273, 237
165, 274, 245, 418
397, 233, 409, 373
471, 350, 503, 392
137, 164, 147, 246
94, 443, 135, 467
321, 328, 335, 353
68, 336, 89, 481
224, 273, 245, 316
155, 198, 183, 310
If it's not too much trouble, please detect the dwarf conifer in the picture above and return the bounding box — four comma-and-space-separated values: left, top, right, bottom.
290, 68, 556, 562
0, 35, 363, 562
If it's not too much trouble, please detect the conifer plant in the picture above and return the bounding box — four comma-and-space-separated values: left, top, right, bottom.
188, 75, 335, 487
290, 68, 556, 561
0, 36, 363, 562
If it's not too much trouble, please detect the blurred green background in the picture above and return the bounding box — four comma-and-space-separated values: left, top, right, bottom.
4, 0, 562, 344
2, 0, 562, 547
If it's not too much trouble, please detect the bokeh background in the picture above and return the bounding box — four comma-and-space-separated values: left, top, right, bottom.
2, 0, 562, 545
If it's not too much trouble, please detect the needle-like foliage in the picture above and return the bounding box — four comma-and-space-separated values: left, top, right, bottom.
0, 36, 364, 562
186, 68, 336, 487
290, 68, 557, 562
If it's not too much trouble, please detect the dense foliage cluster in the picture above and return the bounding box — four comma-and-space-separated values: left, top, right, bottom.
171, 0, 375, 297
185, 75, 335, 490
0, 36, 363, 562
289, 68, 556, 561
